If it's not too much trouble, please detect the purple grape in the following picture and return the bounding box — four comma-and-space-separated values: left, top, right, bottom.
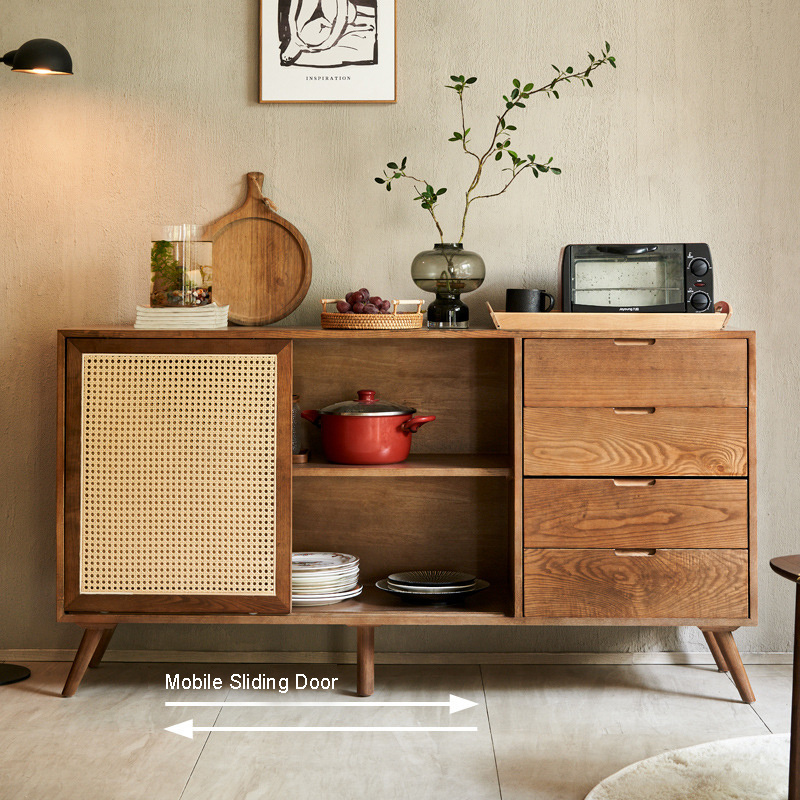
369, 296, 382, 306
336, 301, 351, 314
352, 301, 365, 313
345, 291, 354, 303
364, 303, 379, 314
351, 290, 366, 304
359, 287, 370, 300
380, 299, 392, 312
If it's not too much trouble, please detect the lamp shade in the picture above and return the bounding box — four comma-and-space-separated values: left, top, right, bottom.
2, 38, 72, 74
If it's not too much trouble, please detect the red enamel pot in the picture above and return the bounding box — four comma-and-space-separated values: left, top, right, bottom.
301, 390, 435, 465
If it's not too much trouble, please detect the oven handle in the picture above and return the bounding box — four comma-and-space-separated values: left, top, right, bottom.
596, 245, 659, 255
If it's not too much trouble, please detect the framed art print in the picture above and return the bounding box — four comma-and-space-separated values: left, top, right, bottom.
260, 0, 396, 103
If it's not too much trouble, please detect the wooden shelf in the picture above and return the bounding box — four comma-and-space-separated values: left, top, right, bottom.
288, 583, 512, 624
293, 453, 511, 477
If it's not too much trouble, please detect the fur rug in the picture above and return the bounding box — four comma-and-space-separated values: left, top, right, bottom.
585, 733, 790, 800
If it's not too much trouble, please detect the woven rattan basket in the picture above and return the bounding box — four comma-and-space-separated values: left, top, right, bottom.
320, 299, 424, 330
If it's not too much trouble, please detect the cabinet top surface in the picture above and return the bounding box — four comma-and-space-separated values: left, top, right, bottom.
58, 325, 754, 340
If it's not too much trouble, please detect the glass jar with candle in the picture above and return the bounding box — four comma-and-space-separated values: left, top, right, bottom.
150, 224, 213, 307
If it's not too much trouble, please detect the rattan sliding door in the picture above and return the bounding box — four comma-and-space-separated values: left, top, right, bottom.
60, 337, 292, 615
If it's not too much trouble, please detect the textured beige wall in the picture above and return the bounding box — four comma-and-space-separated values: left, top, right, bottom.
2, 0, 798, 656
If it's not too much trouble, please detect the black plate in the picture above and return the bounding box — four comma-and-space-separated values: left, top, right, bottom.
376, 579, 489, 605
386, 570, 476, 588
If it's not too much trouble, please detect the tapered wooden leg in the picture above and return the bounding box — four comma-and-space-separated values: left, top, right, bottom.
710, 629, 755, 703
701, 629, 729, 672
88, 625, 117, 668
357, 626, 375, 697
790, 586, 800, 800
62, 627, 108, 697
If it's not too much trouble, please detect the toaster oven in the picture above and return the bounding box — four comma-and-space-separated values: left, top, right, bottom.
561, 243, 714, 313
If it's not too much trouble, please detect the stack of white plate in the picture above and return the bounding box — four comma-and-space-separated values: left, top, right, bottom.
291, 552, 362, 607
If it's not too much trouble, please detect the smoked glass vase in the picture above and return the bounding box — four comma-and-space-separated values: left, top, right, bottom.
410, 243, 485, 329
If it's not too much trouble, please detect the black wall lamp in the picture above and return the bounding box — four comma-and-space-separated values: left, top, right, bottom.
2, 38, 72, 75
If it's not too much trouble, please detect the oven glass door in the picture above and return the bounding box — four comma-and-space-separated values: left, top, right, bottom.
570, 245, 684, 310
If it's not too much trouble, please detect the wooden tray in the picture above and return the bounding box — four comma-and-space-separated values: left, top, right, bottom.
487, 302, 732, 331
205, 173, 312, 326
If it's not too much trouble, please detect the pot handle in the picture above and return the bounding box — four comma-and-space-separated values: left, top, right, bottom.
400, 415, 436, 433
301, 410, 322, 428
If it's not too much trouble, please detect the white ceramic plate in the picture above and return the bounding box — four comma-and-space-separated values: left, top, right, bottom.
291, 552, 359, 571
386, 580, 476, 594
292, 581, 359, 595
292, 585, 363, 606
291, 565, 360, 580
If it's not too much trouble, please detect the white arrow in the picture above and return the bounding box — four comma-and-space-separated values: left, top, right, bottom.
165, 693, 478, 715
166, 720, 478, 740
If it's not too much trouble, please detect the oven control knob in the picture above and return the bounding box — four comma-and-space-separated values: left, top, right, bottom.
690, 291, 711, 311
690, 258, 710, 276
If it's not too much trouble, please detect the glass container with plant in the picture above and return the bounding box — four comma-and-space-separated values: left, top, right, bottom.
375, 43, 617, 327
150, 224, 213, 307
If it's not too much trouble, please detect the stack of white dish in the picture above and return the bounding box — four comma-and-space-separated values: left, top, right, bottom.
134, 303, 229, 329
291, 552, 362, 607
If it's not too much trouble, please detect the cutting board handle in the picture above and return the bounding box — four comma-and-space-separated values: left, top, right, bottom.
246, 172, 277, 213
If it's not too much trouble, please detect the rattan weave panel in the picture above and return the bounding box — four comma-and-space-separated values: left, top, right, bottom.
80, 353, 278, 595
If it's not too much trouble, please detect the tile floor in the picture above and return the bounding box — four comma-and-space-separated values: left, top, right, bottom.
0, 660, 791, 800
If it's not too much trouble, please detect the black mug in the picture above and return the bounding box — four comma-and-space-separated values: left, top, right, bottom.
505, 288, 555, 313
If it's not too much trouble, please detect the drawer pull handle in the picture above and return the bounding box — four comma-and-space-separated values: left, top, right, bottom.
612, 407, 655, 415
612, 478, 656, 487
614, 549, 657, 557
613, 338, 656, 346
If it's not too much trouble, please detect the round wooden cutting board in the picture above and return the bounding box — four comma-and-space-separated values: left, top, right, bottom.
205, 173, 312, 326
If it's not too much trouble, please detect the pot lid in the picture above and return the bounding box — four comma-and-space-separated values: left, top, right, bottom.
320, 390, 415, 417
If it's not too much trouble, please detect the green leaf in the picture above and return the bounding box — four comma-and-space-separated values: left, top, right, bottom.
550, 167, 562, 174
495, 152, 503, 161
375, 177, 385, 184
605, 41, 610, 52
437, 188, 447, 195
459, 75, 465, 82
513, 78, 520, 88
588, 52, 595, 61
401, 157, 407, 168
531, 167, 539, 177
450, 75, 460, 82
506, 125, 517, 131
511, 88, 519, 99
466, 76, 477, 84
527, 154, 535, 162
552, 64, 559, 72
587, 78, 593, 87
548, 157, 553, 163
387, 162, 397, 169
426, 185, 434, 193
566, 66, 573, 74
508, 150, 518, 159
610, 59, 616, 68
506, 102, 514, 109
524, 83, 534, 92
516, 102, 526, 108
464, 128, 471, 135
553, 90, 559, 99
386, 183, 392, 191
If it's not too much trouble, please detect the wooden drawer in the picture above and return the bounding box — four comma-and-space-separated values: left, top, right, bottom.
524, 338, 748, 407
523, 548, 749, 619
523, 407, 747, 476
524, 478, 748, 549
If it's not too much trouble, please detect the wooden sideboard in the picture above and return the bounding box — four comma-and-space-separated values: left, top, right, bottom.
56, 327, 756, 700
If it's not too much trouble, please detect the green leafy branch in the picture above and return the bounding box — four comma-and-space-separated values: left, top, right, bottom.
374, 42, 616, 243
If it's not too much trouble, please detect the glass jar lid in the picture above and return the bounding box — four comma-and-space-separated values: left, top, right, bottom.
320, 390, 415, 417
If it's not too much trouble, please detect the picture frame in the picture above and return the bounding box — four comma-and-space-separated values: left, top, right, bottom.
259, 0, 396, 103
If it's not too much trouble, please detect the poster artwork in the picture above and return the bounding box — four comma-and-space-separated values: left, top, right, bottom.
277, 0, 378, 68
